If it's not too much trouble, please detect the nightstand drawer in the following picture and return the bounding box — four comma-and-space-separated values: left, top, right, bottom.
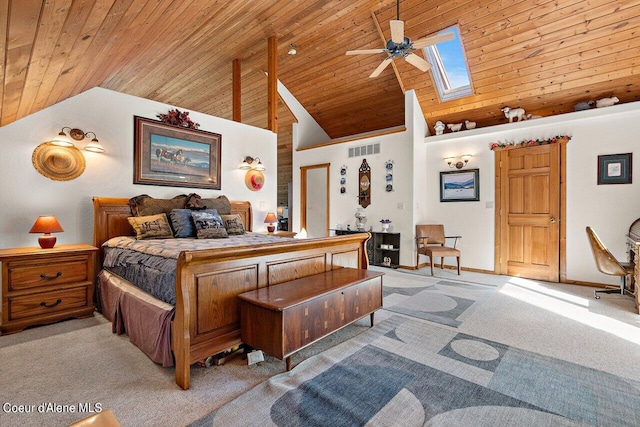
7, 256, 89, 291
9, 286, 89, 320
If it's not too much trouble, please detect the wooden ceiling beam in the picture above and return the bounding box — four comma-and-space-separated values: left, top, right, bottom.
233, 58, 242, 122
268, 35, 278, 133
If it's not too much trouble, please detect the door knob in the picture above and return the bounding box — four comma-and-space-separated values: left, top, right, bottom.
550, 217, 556, 223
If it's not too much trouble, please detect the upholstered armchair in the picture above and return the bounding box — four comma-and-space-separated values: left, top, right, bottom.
416, 224, 461, 275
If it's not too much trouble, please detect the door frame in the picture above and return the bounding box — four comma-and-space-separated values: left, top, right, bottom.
300, 163, 330, 237
494, 142, 568, 282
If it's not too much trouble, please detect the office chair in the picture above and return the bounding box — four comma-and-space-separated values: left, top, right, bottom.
585, 226, 634, 299
416, 224, 461, 275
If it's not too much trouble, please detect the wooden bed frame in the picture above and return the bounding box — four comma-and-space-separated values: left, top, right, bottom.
92, 197, 370, 390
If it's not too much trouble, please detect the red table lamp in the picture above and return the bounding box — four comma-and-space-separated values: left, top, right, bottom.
264, 212, 278, 233
29, 215, 64, 248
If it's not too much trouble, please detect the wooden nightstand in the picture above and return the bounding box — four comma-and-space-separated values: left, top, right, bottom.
267, 231, 297, 238
0, 244, 98, 335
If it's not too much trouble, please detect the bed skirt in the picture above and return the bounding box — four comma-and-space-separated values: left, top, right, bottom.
97, 270, 175, 367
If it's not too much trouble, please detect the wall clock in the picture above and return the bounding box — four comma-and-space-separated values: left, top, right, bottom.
245, 170, 265, 191
358, 159, 371, 208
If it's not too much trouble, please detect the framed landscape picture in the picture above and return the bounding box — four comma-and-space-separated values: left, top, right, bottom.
440, 169, 480, 202
133, 116, 221, 189
597, 153, 632, 185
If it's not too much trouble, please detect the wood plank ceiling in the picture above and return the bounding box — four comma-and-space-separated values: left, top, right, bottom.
2, 0, 640, 139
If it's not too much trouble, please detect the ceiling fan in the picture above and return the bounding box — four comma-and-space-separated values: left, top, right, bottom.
346, 0, 455, 78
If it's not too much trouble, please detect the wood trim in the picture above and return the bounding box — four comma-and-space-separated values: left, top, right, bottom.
559, 140, 568, 282
411, 262, 495, 275
267, 35, 277, 133
296, 127, 406, 151
232, 58, 241, 122
494, 149, 502, 274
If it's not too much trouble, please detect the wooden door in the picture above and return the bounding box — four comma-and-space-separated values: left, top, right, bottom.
498, 144, 560, 281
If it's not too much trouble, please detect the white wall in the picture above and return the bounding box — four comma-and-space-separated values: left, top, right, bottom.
293, 91, 418, 267
0, 87, 278, 249
278, 80, 329, 148
291, 85, 639, 285
422, 102, 640, 284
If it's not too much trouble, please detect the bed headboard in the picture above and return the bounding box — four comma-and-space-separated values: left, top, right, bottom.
92, 196, 253, 260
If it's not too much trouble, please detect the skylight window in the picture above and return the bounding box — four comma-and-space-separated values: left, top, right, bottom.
423, 25, 472, 102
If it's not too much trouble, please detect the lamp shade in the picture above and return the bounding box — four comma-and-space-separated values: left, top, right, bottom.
30, 215, 64, 233
29, 215, 64, 248
264, 212, 277, 232
51, 131, 74, 147
264, 213, 278, 224
84, 138, 105, 153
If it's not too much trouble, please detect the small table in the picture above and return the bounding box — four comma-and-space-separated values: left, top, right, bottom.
238, 268, 383, 370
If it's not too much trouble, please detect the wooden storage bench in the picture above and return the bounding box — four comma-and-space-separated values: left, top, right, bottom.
238, 268, 383, 370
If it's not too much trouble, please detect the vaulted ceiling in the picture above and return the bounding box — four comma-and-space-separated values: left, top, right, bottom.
2, 0, 639, 139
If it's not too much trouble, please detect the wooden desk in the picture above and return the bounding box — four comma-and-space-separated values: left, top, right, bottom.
238, 268, 383, 370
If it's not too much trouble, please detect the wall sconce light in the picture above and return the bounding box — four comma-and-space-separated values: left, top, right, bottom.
264, 212, 278, 232
51, 127, 105, 153
288, 43, 297, 55
444, 154, 473, 169
238, 156, 265, 171
29, 215, 64, 248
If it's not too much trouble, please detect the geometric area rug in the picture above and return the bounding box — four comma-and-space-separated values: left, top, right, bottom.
383, 279, 496, 327
190, 315, 640, 426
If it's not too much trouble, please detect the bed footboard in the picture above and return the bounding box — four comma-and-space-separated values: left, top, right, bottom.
172, 233, 370, 390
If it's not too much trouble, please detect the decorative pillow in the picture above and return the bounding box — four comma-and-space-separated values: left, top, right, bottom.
221, 214, 245, 235
129, 194, 188, 217
127, 213, 174, 240
188, 194, 231, 214
168, 209, 196, 238
191, 210, 228, 239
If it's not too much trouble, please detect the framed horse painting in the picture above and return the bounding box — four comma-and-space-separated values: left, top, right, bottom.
133, 115, 222, 189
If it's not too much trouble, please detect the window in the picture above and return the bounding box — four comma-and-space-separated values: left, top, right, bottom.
423, 25, 472, 102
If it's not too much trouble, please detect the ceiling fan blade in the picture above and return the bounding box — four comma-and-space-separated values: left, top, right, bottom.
411, 32, 455, 49
404, 53, 431, 72
390, 20, 404, 44
369, 57, 393, 78
346, 49, 387, 55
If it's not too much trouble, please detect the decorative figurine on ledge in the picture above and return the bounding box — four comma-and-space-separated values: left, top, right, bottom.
447, 123, 463, 132
595, 96, 619, 108
434, 121, 445, 135
501, 106, 526, 123
464, 120, 476, 130
574, 101, 594, 111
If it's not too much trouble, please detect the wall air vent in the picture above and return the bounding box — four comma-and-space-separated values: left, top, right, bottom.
348, 142, 380, 158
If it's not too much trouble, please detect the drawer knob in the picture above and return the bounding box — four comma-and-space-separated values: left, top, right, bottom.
40, 299, 62, 308
40, 272, 62, 281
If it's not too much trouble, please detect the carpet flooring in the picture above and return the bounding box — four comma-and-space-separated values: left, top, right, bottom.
191, 315, 640, 426
2, 266, 639, 426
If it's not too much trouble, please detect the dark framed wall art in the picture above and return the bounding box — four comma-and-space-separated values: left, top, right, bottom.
597, 153, 632, 185
440, 169, 480, 202
133, 115, 222, 189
